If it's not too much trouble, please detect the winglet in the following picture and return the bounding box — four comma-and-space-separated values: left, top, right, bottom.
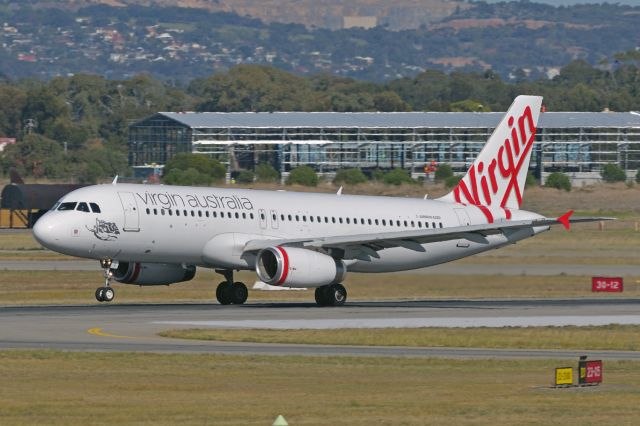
557, 210, 574, 231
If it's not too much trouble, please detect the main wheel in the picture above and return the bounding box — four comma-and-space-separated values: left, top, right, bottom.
95, 287, 105, 302
315, 286, 329, 306
216, 282, 232, 305
102, 287, 115, 302
328, 283, 347, 306
230, 282, 248, 305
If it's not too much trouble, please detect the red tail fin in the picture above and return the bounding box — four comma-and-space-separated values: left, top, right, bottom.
557, 210, 574, 231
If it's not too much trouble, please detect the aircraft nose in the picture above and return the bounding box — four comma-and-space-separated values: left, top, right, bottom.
32, 214, 61, 250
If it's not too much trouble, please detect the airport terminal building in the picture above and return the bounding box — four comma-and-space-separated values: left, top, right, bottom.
128, 111, 640, 183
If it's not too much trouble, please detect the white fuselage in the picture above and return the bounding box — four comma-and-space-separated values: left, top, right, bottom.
33, 183, 546, 274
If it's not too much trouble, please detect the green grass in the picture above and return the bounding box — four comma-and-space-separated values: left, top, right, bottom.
1, 351, 639, 425
160, 324, 640, 351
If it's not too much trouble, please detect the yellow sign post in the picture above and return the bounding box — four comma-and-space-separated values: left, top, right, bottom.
555, 367, 573, 387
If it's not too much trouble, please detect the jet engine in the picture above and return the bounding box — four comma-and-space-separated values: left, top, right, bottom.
255, 246, 346, 288
112, 262, 196, 286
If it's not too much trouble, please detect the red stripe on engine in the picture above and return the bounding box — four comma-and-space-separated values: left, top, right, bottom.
275, 246, 289, 286
128, 262, 141, 283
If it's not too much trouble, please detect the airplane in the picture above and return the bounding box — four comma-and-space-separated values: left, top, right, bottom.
32, 96, 610, 306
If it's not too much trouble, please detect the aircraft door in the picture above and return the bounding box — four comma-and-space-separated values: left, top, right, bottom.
118, 192, 140, 232
454, 208, 471, 226
258, 209, 267, 229
270, 209, 279, 229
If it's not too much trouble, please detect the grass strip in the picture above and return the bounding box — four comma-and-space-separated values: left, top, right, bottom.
160, 324, 640, 351
1, 350, 640, 425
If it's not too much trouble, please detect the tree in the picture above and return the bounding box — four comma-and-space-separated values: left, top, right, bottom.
287, 166, 318, 186
163, 168, 214, 186
600, 164, 627, 183
1, 134, 67, 178
333, 168, 368, 185
545, 172, 571, 191
383, 168, 414, 186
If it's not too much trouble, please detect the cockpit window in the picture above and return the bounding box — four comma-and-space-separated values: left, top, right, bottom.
90, 203, 101, 213
76, 202, 90, 213
51, 202, 61, 211
58, 202, 77, 211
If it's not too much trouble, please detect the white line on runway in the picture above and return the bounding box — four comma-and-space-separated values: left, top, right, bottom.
155, 315, 640, 329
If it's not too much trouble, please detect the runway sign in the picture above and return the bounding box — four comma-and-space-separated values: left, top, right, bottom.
555, 367, 573, 386
592, 277, 623, 292
579, 360, 603, 385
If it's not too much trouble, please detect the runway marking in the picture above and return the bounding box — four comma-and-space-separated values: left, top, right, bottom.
87, 328, 137, 339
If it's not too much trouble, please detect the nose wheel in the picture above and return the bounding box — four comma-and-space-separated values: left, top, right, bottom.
96, 259, 116, 303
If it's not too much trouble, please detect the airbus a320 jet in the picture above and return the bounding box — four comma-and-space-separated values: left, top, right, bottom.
33, 96, 608, 306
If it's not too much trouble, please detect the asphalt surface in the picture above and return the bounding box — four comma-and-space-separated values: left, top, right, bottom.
2, 299, 640, 359
2, 259, 639, 276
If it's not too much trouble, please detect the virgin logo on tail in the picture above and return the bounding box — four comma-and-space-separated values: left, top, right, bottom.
443, 96, 543, 223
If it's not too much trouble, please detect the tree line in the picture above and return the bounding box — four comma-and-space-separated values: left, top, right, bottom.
1, 57, 640, 182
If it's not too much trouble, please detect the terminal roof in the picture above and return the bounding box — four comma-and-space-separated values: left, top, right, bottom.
157, 111, 640, 129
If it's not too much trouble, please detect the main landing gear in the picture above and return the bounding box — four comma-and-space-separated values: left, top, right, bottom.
215, 269, 248, 305
95, 259, 115, 303
314, 283, 347, 307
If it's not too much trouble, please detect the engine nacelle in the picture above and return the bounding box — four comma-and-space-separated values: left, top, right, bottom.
255, 246, 346, 288
113, 262, 196, 286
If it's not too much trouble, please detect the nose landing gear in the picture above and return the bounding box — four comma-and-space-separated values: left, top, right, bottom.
95, 259, 116, 303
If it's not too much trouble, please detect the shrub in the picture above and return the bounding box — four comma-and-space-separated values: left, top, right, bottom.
445, 175, 462, 188
236, 170, 255, 184
636, 169, 640, 184
601, 164, 627, 183
545, 172, 571, 191
287, 166, 318, 186
383, 168, 414, 186
371, 169, 385, 181
434, 164, 453, 182
163, 167, 213, 186
255, 163, 279, 183
525, 171, 537, 188
333, 168, 368, 185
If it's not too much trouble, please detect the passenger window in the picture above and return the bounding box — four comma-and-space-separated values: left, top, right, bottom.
199, 211, 204, 217
272, 213, 277, 221
346, 218, 350, 224
176, 210, 180, 216
250, 213, 254, 219
303, 215, 307, 222
361, 218, 365, 225
261, 213, 266, 220
310, 216, 314, 222
324, 217, 328, 223
146, 208, 150, 215
418, 222, 422, 228
153, 209, 157, 215
161, 209, 165, 216
432, 222, 436, 228
339, 217, 343, 224
242, 212, 246, 219
424, 222, 428, 228
375, 219, 379, 225
439, 222, 443, 228
404, 220, 408, 227
281, 214, 285, 221
368, 219, 372, 225
382, 219, 386, 226
234, 212, 238, 219
213, 211, 217, 218
411, 221, 415, 227
295, 215, 299, 222
317, 216, 321, 222
76, 202, 90, 213
58, 202, 77, 211
332, 217, 336, 223
183, 210, 187, 216
168, 209, 173, 216
227, 212, 232, 218
89, 203, 101, 213
288, 214, 292, 221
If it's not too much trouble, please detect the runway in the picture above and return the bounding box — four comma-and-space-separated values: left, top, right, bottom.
2, 299, 640, 359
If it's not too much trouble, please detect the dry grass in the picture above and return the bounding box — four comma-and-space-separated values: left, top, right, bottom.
1, 269, 639, 305
161, 325, 640, 351
1, 350, 639, 425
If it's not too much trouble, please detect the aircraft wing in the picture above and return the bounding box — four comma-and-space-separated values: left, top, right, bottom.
243, 212, 613, 260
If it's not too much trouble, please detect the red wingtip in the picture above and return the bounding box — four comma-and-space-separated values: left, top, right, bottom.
557, 210, 574, 231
